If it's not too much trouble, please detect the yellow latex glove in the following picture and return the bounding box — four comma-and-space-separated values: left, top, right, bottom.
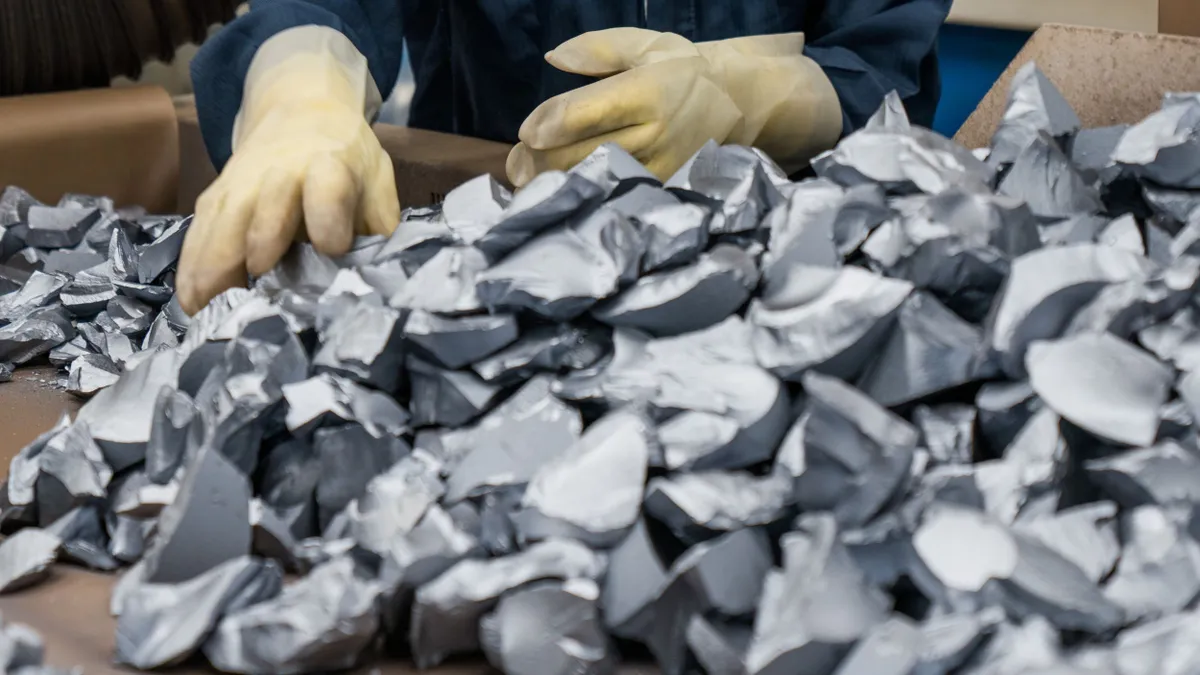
506, 28, 844, 187
177, 32, 400, 315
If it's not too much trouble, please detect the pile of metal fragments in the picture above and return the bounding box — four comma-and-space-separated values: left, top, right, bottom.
9, 63, 1200, 675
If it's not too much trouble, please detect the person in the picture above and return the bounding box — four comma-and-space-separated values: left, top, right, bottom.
177, 0, 952, 314
0, 1, 244, 98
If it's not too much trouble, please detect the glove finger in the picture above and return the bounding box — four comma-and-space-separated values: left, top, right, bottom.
176, 184, 255, 315
303, 154, 359, 257
547, 28, 696, 76
695, 33, 806, 58
509, 124, 660, 186
359, 151, 401, 236
245, 166, 304, 276
519, 59, 695, 151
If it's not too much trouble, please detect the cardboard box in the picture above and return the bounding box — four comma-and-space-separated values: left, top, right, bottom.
955, 23, 1200, 149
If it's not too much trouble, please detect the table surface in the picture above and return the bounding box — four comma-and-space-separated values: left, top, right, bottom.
0, 367, 657, 675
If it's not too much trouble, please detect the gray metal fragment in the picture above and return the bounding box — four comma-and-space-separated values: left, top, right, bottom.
644, 470, 791, 542
403, 309, 519, 370
476, 206, 643, 321
374, 205, 457, 274
107, 227, 138, 282
141, 444, 251, 584
1014, 501, 1120, 583
42, 249, 105, 276
637, 202, 712, 272
1087, 440, 1200, 507
746, 514, 890, 675
407, 357, 503, 428
0, 306, 74, 363
410, 538, 605, 668
998, 131, 1103, 220
975, 380, 1042, 457
137, 217, 189, 283
388, 245, 487, 314
1104, 506, 1200, 622
1112, 97, 1200, 188
440, 174, 512, 243
472, 324, 610, 385
514, 409, 652, 547
145, 387, 197, 484
107, 296, 153, 335
990, 63, 1082, 166
281, 373, 410, 437
831, 616, 923, 675
115, 556, 282, 669
312, 303, 405, 391
48, 336, 89, 367
24, 206, 101, 248
66, 353, 120, 396
313, 423, 411, 530
141, 311, 179, 350
113, 280, 173, 305
0, 361, 11, 382
593, 242, 757, 337
76, 348, 178, 470
0, 529, 60, 593
603, 183, 679, 219
480, 579, 615, 675
473, 171, 605, 259
915, 405, 976, 466
687, 616, 753, 675
751, 265, 913, 381
666, 142, 786, 235
569, 142, 658, 192
0, 185, 40, 226
1026, 332, 1172, 446
204, 555, 381, 675
347, 451, 445, 556
0, 271, 66, 322
441, 376, 583, 499
917, 609, 1004, 675
44, 505, 118, 571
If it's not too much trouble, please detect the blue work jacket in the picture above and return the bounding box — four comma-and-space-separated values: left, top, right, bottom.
192, 0, 952, 172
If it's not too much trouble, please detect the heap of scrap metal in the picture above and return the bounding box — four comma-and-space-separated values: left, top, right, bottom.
10, 63, 1200, 675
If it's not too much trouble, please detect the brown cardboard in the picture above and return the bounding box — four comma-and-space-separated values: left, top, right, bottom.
955, 24, 1200, 149
1161, 0, 1200, 38
0, 87, 179, 214
175, 99, 512, 214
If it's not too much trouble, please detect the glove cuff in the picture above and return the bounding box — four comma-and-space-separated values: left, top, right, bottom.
232, 25, 382, 152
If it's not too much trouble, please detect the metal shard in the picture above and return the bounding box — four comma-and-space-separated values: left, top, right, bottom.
603, 183, 679, 219
0, 361, 11, 382
44, 505, 116, 571
974, 380, 1042, 458
145, 387, 197, 484
1086, 440, 1200, 507
856, 292, 991, 407
998, 131, 1103, 220
479, 579, 615, 675
137, 217, 189, 283
985, 244, 1151, 377
0, 271, 66, 322
470, 171, 606, 260
0, 311, 72, 365
115, 556, 282, 669
66, 353, 120, 396
514, 409, 652, 547
440, 376, 583, 499
0, 529, 60, 593
831, 616, 923, 675
312, 303, 405, 392
914, 404, 976, 466
476, 207, 644, 321
777, 371, 919, 528
592, 243, 758, 336
106, 296, 154, 335
665, 142, 786, 235
1026, 332, 1172, 446
348, 451, 445, 556
990, 64, 1082, 166
407, 356, 503, 428
24, 206, 101, 248
0, 185, 40, 226
141, 444, 251, 584
141, 310, 179, 350
42, 249, 105, 276
281, 373, 410, 437
409, 538, 605, 668
403, 309, 519, 370
746, 514, 890, 675
688, 616, 753, 675
76, 348, 178, 470
440, 174, 512, 241
644, 470, 791, 543
472, 324, 611, 385
106, 226, 138, 282
313, 423, 411, 530
916, 609, 1004, 674
910, 503, 1018, 597
750, 265, 913, 381
569, 142, 658, 193
1014, 501, 1120, 583
635, 202, 710, 272
1104, 505, 1200, 623
1112, 97, 1200, 189
204, 555, 382, 675
374, 205, 457, 274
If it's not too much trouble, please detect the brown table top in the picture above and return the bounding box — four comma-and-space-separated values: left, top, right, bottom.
0, 367, 656, 675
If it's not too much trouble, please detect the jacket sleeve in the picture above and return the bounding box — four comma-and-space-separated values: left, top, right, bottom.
802, 0, 952, 133
190, 0, 404, 172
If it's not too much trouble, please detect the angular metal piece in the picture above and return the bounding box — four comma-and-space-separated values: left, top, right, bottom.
312, 303, 406, 392
644, 469, 791, 542
750, 265, 912, 381
281, 373, 410, 437
1002, 530, 1125, 633
998, 131, 1103, 220
856, 292, 992, 407
440, 376, 583, 499
472, 324, 611, 385
480, 579, 615, 675
914, 404, 976, 466
603, 183, 679, 218
831, 616, 923, 675
916, 609, 1004, 674
0, 529, 60, 593
985, 244, 1151, 377
0, 271, 66, 322
745, 514, 890, 675
990, 63, 1082, 166
569, 142, 658, 193
204, 555, 382, 675
0, 306, 74, 364
407, 356, 503, 428
513, 409, 653, 547
1085, 440, 1200, 507
60, 277, 117, 318
115, 556, 282, 669
107, 226, 138, 282
403, 310, 519, 371
777, 371, 919, 528
348, 451, 445, 556
313, 423, 411, 530
106, 296, 153, 335
113, 280, 173, 305
1026, 332, 1172, 446
1112, 97, 1200, 189
41, 248, 105, 276
635, 202, 711, 272
476, 207, 644, 321
374, 204, 456, 274
910, 503, 1018, 597
592, 243, 758, 337
141, 311, 180, 351
687, 616, 753, 675
24, 206, 101, 248
137, 216, 189, 284
1014, 501, 1120, 583
145, 387, 197, 484
975, 380, 1042, 458
409, 538, 605, 668
44, 505, 119, 571
66, 353, 121, 396
0, 361, 12, 382
666, 142, 787, 235
385, 246, 479, 314
141, 444, 251, 584
48, 336, 90, 367
471, 171, 606, 260
76, 348, 178, 470
0, 185, 41, 226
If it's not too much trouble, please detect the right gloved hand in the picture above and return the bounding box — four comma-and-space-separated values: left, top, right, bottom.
177, 42, 400, 315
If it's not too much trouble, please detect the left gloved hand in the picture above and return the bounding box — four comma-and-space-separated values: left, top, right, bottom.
506, 28, 844, 186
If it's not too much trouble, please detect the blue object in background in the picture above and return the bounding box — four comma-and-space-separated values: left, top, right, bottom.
933, 24, 1033, 137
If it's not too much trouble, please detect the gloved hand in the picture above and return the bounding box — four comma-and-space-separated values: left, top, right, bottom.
177, 34, 400, 315
506, 28, 844, 187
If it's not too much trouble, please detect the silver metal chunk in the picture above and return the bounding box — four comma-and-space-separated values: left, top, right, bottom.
479, 579, 616, 675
